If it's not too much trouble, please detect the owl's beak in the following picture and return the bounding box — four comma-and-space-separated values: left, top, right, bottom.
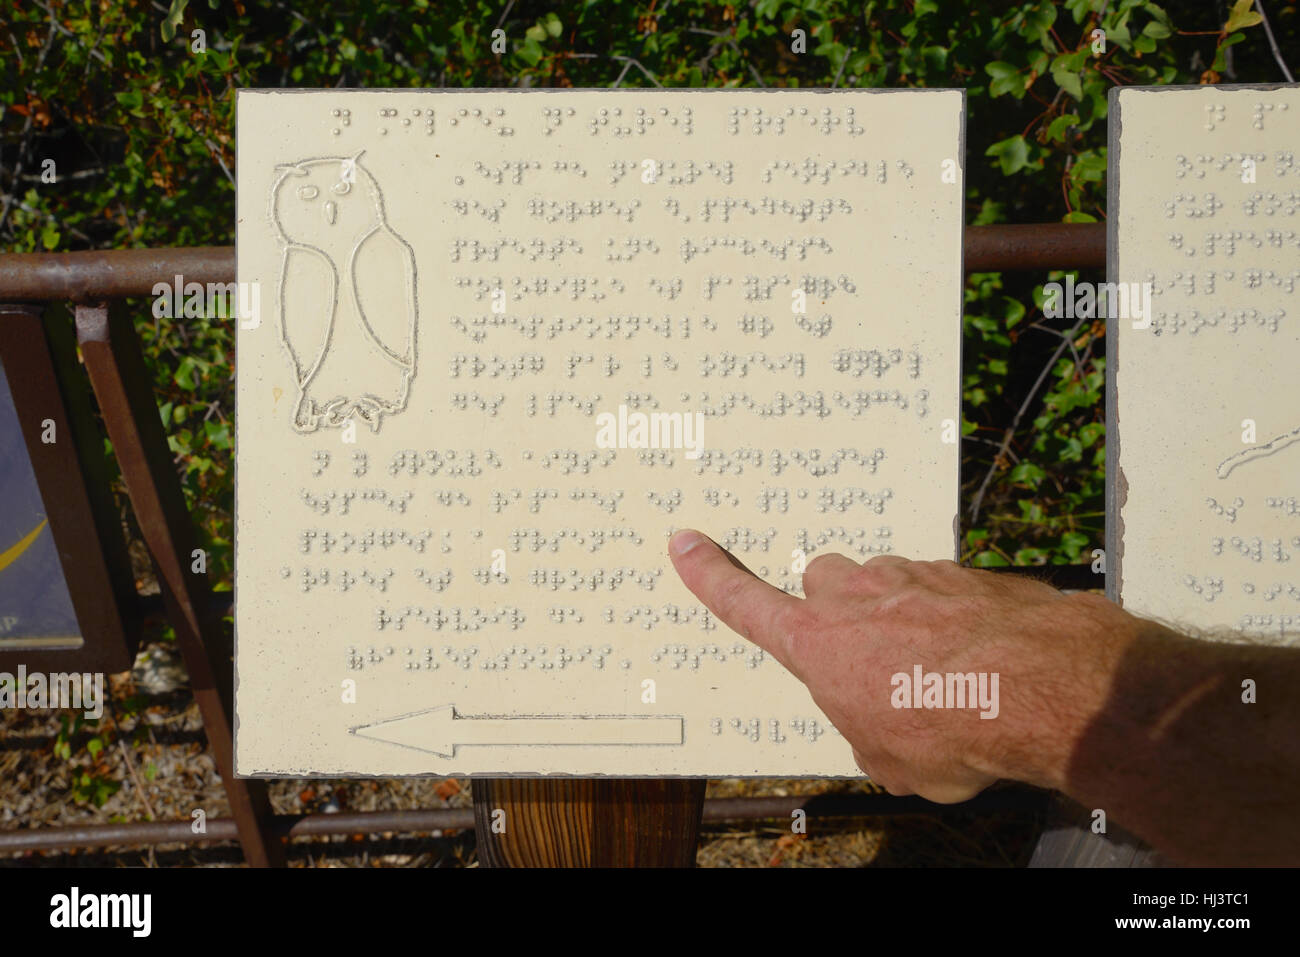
323, 200, 337, 226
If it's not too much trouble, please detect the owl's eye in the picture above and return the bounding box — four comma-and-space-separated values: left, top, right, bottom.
297, 185, 319, 200
331, 180, 352, 196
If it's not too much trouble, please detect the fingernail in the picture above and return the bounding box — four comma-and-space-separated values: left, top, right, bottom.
669, 529, 706, 557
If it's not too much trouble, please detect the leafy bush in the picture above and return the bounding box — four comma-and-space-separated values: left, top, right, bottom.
1, 0, 1294, 584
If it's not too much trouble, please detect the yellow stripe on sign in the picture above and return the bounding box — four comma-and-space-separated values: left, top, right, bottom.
0, 519, 48, 575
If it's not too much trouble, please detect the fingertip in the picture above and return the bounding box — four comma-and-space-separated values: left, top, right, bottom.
669, 528, 708, 558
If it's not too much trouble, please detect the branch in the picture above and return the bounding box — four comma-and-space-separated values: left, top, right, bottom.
0, 192, 94, 242
204, 137, 235, 188
968, 331, 1075, 525
608, 55, 662, 87
495, 0, 516, 31
832, 48, 851, 88
1255, 0, 1295, 82
30, 0, 108, 65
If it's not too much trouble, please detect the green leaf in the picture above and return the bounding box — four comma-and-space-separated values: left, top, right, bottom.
1142, 20, 1171, 39
1018, 498, 1046, 522
1009, 462, 1046, 486
1107, 16, 1133, 49
985, 61, 1023, 98
1071, 150, 1107, 182
174, 356, 199, 390
1014, 547, 1050, 564
161, 0, 189, 42
1056, 49, 1089, 72
1224, 0, 1263, 32
921, 45, 948, 73
1212, 31, 1247, 70
972, 551, 1010, 568
1046, 113, 1080, 142
1017, 3, 1057, 44
543, 13, 563, 39
204, 420, 230, 449
985, 135, 1030, 175
87, 737, 103, 759
1003, 296, 1026, 328
1060, 531, 1090, 558
1079, 422, 1106, 448
1052, 68, 1082, 101
518, 36, 544, 66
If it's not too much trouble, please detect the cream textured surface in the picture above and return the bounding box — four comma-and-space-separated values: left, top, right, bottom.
234, 89, 964, 775
1111, 85, 1300, 643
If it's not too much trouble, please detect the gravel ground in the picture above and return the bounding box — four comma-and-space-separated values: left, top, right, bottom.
0, 638, 1043, 867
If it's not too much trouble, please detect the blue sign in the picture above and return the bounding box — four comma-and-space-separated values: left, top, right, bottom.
0, 359, 82, 649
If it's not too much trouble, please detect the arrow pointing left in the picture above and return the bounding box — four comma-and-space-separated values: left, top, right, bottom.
351, 705, 684, 758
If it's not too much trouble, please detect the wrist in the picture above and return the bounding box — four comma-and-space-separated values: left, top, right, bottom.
971, 591, 1142, 792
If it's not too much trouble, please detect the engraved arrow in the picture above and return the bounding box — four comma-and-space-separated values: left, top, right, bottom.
350, 705, 684, 758
1216, 425, 1300, 479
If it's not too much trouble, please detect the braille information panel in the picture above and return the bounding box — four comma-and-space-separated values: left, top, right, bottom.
1109, 84, 1300, 643
234, 89, 964, 776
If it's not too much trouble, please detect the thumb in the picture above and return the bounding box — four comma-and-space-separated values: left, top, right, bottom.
668, 529, 804, 675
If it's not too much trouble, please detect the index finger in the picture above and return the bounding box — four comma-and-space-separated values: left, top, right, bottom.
668, 529, 805, 675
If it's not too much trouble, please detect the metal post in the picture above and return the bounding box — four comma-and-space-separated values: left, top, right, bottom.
72, 301, 284, 867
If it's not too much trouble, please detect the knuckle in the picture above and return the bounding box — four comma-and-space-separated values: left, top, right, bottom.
713, 574, 752, 623
773, 605, 813, 669
804, 552, 840, 575
859, 557, 905, 584
877, 583, 928, 610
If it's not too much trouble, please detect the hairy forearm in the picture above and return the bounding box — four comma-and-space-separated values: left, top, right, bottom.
1002, 596, 1300, 866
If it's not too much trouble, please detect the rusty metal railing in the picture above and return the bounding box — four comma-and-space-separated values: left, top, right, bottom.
0, 225, 1106, 301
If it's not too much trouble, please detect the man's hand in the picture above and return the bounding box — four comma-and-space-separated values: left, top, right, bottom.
669, 528, 1300, 865
667, 529, 1137, 803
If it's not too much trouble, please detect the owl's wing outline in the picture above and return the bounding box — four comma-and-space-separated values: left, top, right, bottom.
278, 242, 338, 389
349, 224, 418, 371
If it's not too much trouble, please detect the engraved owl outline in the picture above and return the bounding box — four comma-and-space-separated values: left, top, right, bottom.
269, 151, 418, 433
